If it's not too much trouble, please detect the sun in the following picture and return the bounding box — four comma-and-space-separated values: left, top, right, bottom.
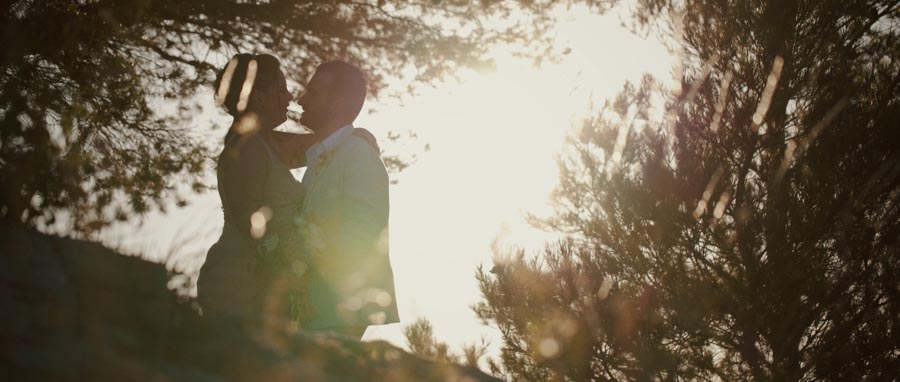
357, 7, 675, 349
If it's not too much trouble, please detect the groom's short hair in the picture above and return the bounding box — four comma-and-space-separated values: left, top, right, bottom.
317, 61, 367, 122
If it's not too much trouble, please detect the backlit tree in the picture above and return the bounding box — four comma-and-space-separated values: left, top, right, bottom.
475, 0, 899, 380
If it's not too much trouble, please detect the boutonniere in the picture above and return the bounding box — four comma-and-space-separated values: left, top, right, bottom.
293, 213, 327, 252
312, 149, 335, 175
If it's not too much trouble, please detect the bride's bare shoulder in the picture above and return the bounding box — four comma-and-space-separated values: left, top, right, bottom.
220, 134, 268, 163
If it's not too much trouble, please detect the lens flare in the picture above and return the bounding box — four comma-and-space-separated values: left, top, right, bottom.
709, 71, 733, 132
694, 166, 724, 220
235, 112, 261, 135
751, 56, 784, 133
215, 57, 239, 106
538, 337, 560, 358
249, 206, 272, 239
236, 59, 258, 113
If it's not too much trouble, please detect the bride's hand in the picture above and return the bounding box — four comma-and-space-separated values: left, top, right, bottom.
352, 127, 379, 151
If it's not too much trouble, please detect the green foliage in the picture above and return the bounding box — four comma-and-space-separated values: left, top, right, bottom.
0, 0, 615, 234
403, 317, 490, 370
476, 0, 899, 380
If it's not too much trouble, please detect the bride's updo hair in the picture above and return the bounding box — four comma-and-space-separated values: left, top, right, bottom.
213, 53, 283, 117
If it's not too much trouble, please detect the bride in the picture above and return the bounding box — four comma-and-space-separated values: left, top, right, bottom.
196, 53, 376, 329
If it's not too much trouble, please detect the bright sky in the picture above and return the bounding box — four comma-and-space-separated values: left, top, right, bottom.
103, 3, 673, 361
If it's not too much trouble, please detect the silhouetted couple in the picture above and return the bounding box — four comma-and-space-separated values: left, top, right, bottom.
196, 54, 399, 340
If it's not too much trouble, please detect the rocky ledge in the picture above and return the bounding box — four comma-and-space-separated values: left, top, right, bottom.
0, 222, 499, 381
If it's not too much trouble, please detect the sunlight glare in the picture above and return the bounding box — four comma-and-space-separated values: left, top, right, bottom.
360, 4, 675, 351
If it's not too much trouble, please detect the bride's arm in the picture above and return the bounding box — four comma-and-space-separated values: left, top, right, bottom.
272, 128, 380, 169
272, 131, 316, 169
221, 139, 268, 240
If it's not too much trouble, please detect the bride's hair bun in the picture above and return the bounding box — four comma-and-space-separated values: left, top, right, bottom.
213, 53, 282, 117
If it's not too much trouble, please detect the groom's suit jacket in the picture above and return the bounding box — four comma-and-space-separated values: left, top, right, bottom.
300, 128, 400, 330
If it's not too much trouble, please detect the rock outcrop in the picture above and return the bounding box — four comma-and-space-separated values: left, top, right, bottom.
0, 222, 499, 381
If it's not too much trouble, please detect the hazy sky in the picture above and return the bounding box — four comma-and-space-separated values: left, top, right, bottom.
104, 3, 674, 359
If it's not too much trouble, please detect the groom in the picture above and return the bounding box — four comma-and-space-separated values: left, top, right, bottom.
296, 61, 399, 338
